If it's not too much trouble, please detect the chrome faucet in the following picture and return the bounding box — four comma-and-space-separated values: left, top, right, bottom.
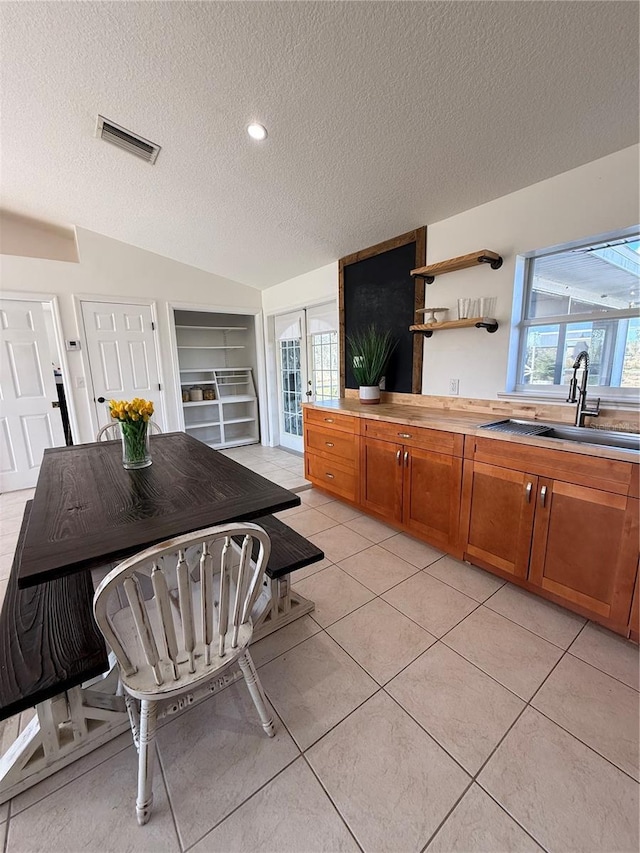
566, 351, 600, 427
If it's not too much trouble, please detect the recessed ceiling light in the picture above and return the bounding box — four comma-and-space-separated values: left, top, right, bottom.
247, 123, 268, 141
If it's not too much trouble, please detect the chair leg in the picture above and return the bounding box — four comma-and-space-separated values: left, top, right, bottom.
136, 700, 157, 826
239, 651, 275, 737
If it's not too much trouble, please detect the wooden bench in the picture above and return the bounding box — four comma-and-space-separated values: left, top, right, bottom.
0, 504, 321, 801
247, 513, 324, 642
0, 502, 109, 722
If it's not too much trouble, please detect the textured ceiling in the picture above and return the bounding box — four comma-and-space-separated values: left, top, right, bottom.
1, 1, 638, 289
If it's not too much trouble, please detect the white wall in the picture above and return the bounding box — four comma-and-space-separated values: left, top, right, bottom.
421, 145, 640, 399
0, 227, 262, 442
259, 262, 338, 445
0, 210, 79, 263
261, 262, 338, 316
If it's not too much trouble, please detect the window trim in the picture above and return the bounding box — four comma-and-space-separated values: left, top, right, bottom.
507, 227, 640, 404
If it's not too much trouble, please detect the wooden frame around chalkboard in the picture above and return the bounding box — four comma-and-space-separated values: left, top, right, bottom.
339, 227, 426, 396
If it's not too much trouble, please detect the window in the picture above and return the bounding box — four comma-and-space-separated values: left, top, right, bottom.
515, 232, 640, 399
310, 331, 339, 402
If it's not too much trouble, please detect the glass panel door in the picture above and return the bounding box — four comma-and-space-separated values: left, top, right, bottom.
276, 310, 307, 452
274, 305, 338, 452
309, 331, 339, 402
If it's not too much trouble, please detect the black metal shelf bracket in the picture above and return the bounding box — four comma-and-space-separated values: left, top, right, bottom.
475, 320, 499, 333
478, 255, 503, 270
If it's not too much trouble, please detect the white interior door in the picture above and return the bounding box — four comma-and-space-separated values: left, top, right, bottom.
0, 299, 66, 491
81, 301, 164, 433
275, 310, 308, 452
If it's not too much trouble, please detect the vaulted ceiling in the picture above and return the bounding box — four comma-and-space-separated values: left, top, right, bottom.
1, 1, 638, 288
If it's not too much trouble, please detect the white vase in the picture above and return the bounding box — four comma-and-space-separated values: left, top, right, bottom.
359, 385, 381, 405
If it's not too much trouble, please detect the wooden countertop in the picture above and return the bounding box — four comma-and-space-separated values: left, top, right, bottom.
303, 400, 640, 464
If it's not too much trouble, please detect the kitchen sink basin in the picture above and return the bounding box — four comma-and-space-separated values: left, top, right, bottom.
479, 419, 640, 453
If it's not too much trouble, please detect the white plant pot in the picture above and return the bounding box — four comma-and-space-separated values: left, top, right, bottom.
359, 385, 381, 405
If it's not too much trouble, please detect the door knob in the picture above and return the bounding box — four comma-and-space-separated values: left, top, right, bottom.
97, 396, 106, 403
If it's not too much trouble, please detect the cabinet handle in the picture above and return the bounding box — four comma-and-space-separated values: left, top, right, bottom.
404, 451, 409, 467
325, 441, 334, 447
324, 418, 334, 423
398, 432, 412, 439
325, 472, 335, 479
539, 485, 547, 507
396, 450, 402, 465
525, 482, 532, 503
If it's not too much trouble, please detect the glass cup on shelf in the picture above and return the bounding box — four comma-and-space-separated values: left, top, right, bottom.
457, 298, 471, 319
478, 296, 497, 318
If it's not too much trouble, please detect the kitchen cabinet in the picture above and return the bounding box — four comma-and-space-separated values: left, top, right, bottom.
529, 489, 638, 630
630, 566, 639, 642
303, 404, 639, 637
462, 462, 537, 578
303, 410, 359, 503
360, 421, 463, 553
461, 439, 639, 631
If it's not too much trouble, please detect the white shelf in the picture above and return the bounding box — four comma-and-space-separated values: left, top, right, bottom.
180, 366, 254, 372
219, 394, 255, 404
175, 325, 247, 331
177, 346, 245, 350
174, 310, 258, 451
213, 436, 259, 449
185, 421, 221, 429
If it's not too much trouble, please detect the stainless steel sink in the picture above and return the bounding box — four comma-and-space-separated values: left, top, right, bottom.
479, 419, 640, 452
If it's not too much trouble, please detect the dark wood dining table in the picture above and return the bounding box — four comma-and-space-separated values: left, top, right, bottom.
2, 432, 316, 803
19, 431, 302, 588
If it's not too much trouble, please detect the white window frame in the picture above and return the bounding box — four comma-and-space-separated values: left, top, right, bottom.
506, 226, 640, 404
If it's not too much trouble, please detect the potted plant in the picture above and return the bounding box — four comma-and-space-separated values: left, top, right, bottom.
347, 325, 397, 405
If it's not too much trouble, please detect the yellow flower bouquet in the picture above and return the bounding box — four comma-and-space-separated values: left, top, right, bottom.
109, 397, 154, 469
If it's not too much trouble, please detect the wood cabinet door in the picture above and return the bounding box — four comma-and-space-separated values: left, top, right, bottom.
530, 485, 639, 629
462, 462, 537, 578
403, 447, 462, 552
629, 558, 639, 641
360, 437, 403, 523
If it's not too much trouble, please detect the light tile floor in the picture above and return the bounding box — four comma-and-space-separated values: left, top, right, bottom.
0, 444, 638, 852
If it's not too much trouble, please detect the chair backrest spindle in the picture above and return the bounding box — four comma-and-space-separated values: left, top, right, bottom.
200, 543, 214, 666
176, 549, 196, 672
123, 576, 164, 686
151, 562, 179, 680
218, 537, 231, 657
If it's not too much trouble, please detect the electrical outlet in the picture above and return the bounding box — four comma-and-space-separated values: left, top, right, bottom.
449, 378, 459, 395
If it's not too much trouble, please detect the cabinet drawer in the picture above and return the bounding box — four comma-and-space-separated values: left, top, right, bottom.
362, 419, 463, 455
305, 453, 357, 501
472, 437, 632, 494
305, 425, 357, 466
304, 407, 357, 434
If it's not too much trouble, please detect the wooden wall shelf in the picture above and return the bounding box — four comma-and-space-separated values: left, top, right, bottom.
411, 250, 503, 284
410, 318, 499, 338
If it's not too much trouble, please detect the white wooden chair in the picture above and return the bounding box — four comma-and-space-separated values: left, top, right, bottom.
93, 522, 274, 826
96, 421, 162, 441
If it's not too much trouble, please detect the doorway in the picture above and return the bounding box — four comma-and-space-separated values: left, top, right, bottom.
80, 300, 165, 433
274, 303, 339, 452
0, 298, 70, 491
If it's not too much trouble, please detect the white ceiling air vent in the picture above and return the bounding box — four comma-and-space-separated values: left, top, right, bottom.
96, 116, 161, 164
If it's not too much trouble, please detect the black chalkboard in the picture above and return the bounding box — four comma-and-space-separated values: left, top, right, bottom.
342, 240, 421, 394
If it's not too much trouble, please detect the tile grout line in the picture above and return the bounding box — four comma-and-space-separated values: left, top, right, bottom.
6, 734, 134, 820
181, 752, 302, 852
3, 800, 11, 853
300, 752, 366, 853
155, 742, 185, 853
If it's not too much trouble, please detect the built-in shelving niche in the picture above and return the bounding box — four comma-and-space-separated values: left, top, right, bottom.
173, 309, 259, 450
